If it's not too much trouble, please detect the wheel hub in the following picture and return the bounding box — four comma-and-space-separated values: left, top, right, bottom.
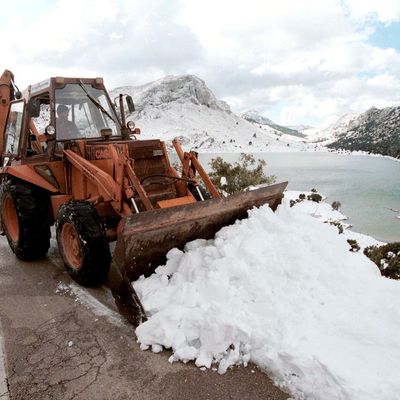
61, 223, 83, 270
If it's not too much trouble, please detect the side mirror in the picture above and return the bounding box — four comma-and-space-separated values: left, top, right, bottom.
126, 95, 135, 112
29, 98, 41, 118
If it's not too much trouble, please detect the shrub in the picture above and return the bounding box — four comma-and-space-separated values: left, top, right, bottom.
329, 221, 344, 234
208, 153, 276, 194
291, 191, 323, 207
307, 193, 322, 203
364, 242, 400, 279
347, 239, 360, 252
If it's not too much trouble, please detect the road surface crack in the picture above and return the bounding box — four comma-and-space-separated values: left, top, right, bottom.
7, 311, 107, 400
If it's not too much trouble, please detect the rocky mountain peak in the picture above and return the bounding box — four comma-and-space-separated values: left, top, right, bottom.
113, 74, 231, 114
240, 110, 274, 126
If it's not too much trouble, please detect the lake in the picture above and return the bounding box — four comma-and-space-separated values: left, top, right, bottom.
199, 152, 400, 243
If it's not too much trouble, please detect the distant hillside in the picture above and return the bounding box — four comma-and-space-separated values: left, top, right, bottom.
327, 106, 400, 158
287, 124, 314, 132
306, 113, 359, 143
241, 110, 306, 138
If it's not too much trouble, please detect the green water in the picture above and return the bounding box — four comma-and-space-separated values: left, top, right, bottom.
199, 152, 400, 243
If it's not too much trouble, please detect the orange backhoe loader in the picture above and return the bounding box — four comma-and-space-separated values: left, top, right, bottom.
0, 69, 288, 326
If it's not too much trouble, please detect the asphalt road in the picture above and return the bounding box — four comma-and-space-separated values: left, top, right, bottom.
0, 234, 289, 400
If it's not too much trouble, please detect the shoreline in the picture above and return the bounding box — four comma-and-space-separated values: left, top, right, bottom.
194, 146, 400, 163
284, 190, 385, 249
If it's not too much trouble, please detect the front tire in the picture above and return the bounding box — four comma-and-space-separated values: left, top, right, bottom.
0, 180, 51, 260
56, 201, 111, 286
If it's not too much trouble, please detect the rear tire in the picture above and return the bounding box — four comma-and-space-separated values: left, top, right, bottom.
0, 180, 51, 260
56, 201, 111, 287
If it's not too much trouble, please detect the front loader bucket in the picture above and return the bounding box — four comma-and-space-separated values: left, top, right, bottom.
108, 181, 288, 326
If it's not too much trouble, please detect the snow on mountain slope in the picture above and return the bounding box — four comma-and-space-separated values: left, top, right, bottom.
115, 75, 231, 113
287, 124, 314, 132
307, 113, 360, 143
111, 76, 310, 153
241, 110, 306, 139
327, 106, 400, 158
240, 110, 275, 126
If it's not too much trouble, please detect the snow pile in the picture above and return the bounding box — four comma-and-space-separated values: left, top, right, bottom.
134, 197, 400, 400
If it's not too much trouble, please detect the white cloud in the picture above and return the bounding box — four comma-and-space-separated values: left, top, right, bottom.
343, 0, 400, 23
367, 73, 400, 88
1, 0, 400, 127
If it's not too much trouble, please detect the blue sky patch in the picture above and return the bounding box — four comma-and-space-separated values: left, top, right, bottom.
369, 22, 400, 51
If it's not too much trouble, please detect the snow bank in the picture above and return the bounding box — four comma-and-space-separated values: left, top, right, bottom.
134, 198, 400, 400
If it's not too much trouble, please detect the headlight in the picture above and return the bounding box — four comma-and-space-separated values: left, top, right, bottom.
45, 125, 55, 135
127, 120, 135, 131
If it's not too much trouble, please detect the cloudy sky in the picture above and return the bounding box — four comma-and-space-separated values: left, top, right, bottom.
2, 0, 400, 127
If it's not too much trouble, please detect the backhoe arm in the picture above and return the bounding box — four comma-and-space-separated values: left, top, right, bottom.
0, 70, 15, 154
64, 149, 122, 211
172, 138, 220, 198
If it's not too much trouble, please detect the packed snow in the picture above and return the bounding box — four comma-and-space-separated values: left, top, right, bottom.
134, 193, 398, 400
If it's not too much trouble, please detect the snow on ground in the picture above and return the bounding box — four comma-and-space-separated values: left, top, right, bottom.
134, 193, 397, 400
283, 191, 383, 250
55, 282, 124, 327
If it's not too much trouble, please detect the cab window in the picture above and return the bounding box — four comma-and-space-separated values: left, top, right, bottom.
55, 83, 120, 140
4, 101, 24, 155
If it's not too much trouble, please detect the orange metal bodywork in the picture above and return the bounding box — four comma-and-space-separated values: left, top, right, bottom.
3, 163, 63, 192
157, 195, 196, 208
51, 195, 73, 217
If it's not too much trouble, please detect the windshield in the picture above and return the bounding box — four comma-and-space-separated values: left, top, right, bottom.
55, 83, 120, 140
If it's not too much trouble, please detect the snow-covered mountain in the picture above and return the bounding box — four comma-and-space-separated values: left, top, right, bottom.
240, 110, 306, 138
287, 124, 314, 132
239, 110, 274, 126
111, 75, 311, 153
325, 107, 400, 158
307, 113, 359, 143
115, 74, 231, 114
112, 75, 399, 157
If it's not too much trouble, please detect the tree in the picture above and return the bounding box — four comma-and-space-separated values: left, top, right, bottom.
208, 153, 276, 194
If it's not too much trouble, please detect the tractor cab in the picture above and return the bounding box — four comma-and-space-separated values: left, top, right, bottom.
2, 76, 136, 165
